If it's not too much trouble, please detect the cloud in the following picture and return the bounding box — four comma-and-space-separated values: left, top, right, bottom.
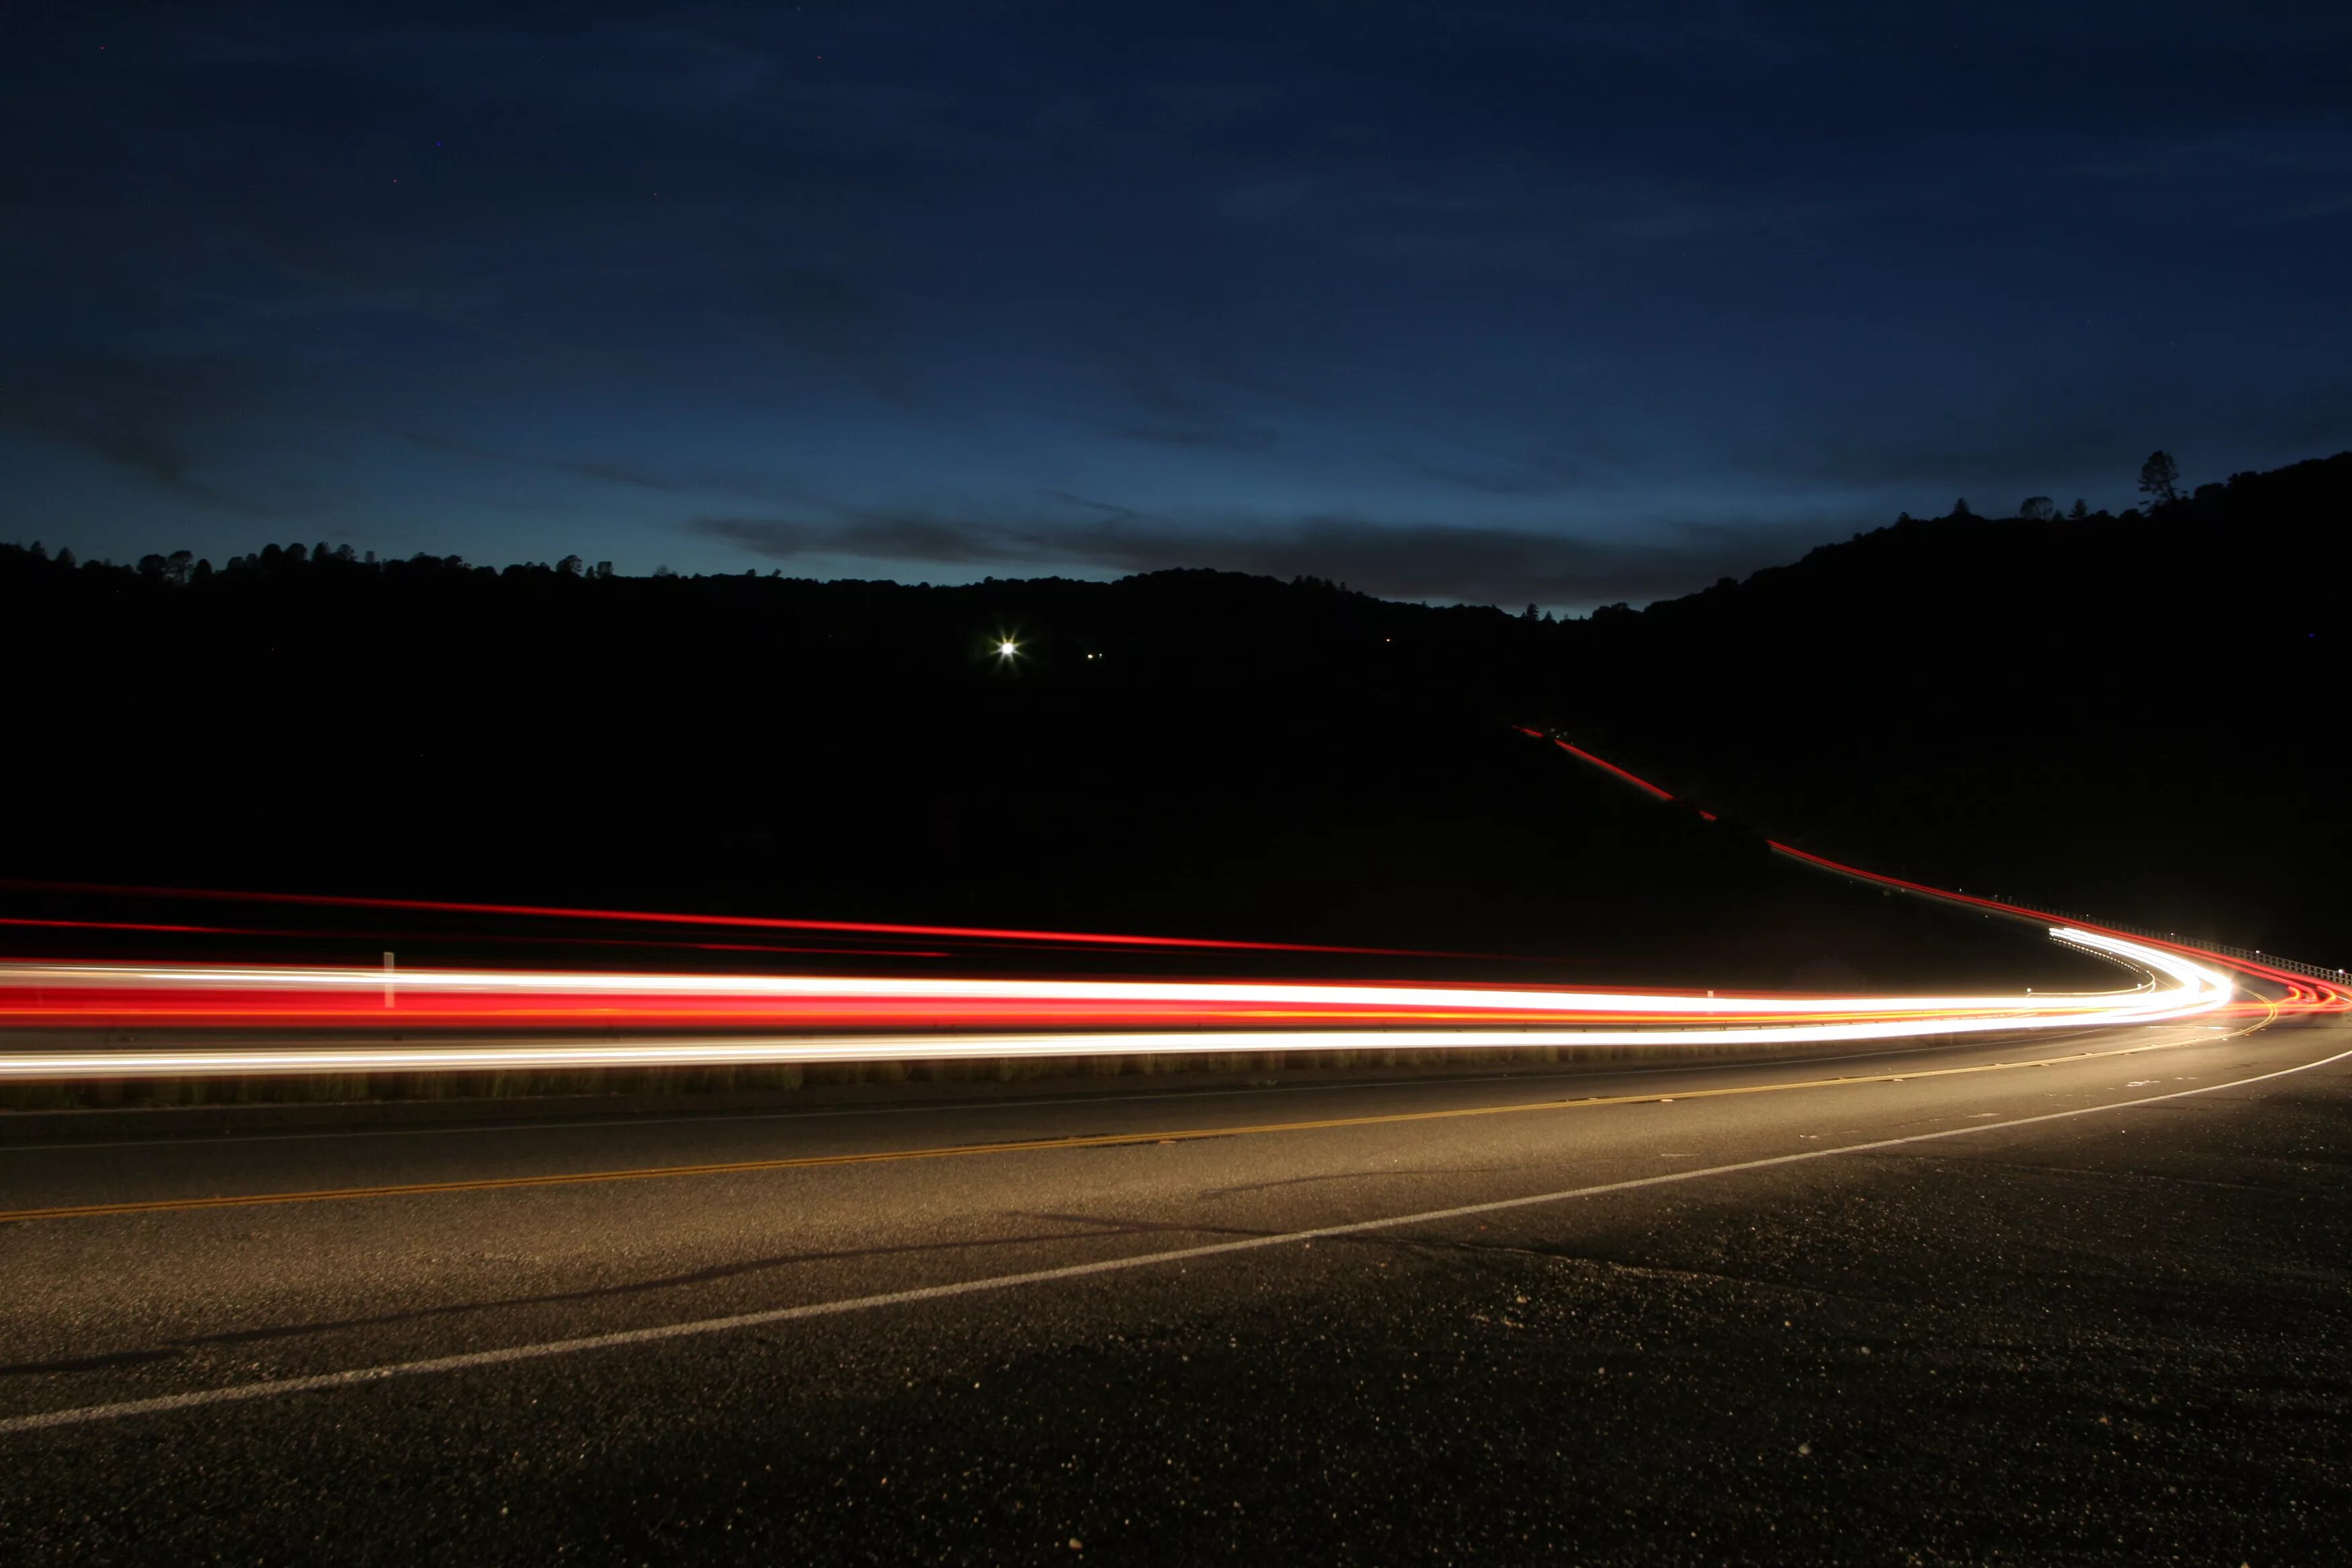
1036, 488, 1138, 518
1398, 453, 1591, 498
403, 431, 686, 492
0, 351, 284, 513
1788, 420, 2129, 492
1118, 423, 1281, 452
1787, 388, 2352, 499
688, 507, 1815, 608
1093, 346, 1284, 453
564, 460, 685, 492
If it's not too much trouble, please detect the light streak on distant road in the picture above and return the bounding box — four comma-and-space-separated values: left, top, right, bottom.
1518, 728, 2350, 1012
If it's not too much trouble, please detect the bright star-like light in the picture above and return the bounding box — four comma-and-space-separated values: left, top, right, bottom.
997, 639, 1018, 657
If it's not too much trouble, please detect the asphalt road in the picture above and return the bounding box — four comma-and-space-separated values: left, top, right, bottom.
1, 1014, 2347, 1565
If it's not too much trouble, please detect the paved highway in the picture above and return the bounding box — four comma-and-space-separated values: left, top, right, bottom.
3, 1008, 2347, 1563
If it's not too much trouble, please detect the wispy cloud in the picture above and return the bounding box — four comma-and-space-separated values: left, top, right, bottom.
1119, 423, 1281, 452
0, 351, 287, 514
403, 432, 687, 492
1094, 347, 1284, 453
689, 507, 1814, 608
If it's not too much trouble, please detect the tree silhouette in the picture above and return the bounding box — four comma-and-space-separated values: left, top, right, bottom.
1951, 497, 1973, 518
2139, 450, 2181, 506
2068, 499, 2089, 520
2019, 496, 2055, 520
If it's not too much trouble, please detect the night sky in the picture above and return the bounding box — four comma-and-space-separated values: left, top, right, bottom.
7, 3, 2349, 610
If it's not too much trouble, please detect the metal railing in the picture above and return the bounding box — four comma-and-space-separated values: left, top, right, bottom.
2012, 909, 2345, 982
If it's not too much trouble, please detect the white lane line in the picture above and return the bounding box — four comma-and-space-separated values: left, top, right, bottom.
5, 1036, 2343, 1436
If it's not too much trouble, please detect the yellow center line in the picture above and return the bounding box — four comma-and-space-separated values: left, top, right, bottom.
0, 1009, 2277, 1226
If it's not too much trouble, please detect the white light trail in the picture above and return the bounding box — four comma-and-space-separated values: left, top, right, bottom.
0, 929, 2234, 1079
0, 928, 2224, 1018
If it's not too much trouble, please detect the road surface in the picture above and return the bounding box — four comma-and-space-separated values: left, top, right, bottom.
3, 1009, 2347, 1563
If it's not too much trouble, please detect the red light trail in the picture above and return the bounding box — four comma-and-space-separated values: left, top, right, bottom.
0, 879, 1455, 957
0, 925, 2251, 1077
1519, 730, 2347, 1012
0, 731, 2337, 1079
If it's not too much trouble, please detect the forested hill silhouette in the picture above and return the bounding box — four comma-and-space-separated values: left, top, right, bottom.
3, 450, 2345, 965
0, 548, 1624, 971
1553, 450, 2350, 964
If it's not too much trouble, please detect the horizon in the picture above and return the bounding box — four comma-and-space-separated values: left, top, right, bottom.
8, 3, 2349, 609
11, 443, 2312, 619
7, 10, 2351, 1563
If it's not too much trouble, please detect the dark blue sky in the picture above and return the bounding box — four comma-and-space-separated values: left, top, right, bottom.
7, 3, 2349, 609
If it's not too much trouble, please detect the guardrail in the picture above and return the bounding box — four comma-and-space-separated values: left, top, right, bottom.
2010, 910, 2345, 981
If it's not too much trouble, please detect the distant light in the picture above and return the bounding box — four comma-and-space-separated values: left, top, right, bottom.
997, 640, 1018, 658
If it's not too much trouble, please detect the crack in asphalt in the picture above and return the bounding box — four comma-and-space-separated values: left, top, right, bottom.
1199, 1166, 1504, 1198
1436, 1240, 1910, 1310
0, 1222, 1176, 1378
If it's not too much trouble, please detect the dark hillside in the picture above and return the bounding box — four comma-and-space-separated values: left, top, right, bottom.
1, 552, 2091, 989
1557, 452, 2351, 963
5, 449, 2343, 972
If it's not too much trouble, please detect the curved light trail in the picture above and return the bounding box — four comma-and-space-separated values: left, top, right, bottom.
0, 732, 2339, 1080
1514, 726, 2349, 1014
0, 927, 2239, 1078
